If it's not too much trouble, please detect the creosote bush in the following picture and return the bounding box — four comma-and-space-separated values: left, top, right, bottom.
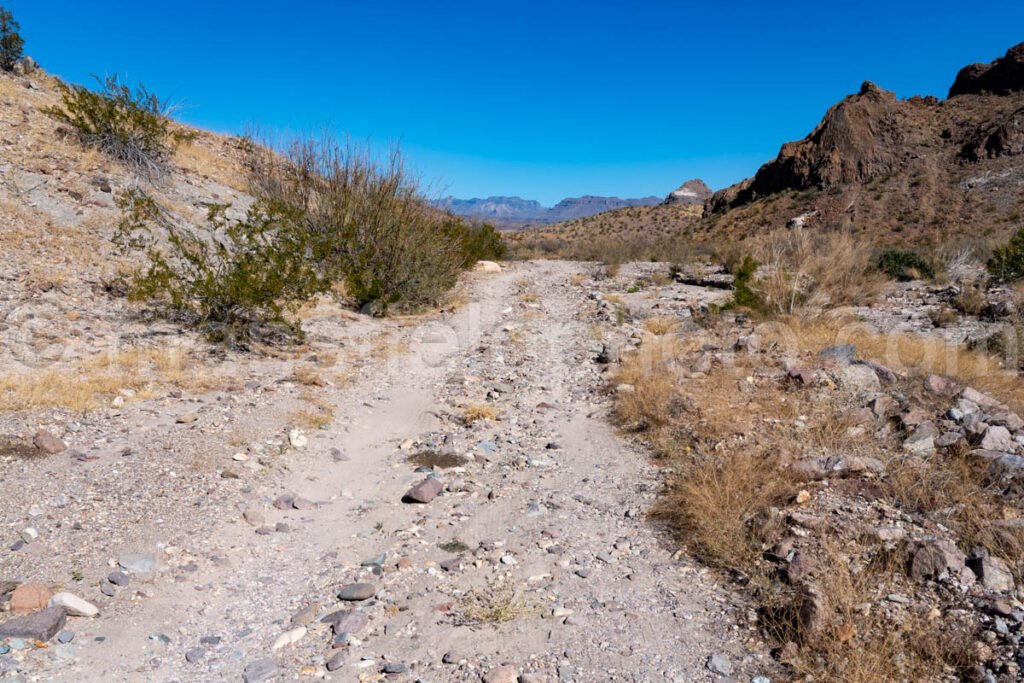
115, 189, 317, 347
44, 75, 195, 175
0, 6, 23, 72
247, 136, 505, 313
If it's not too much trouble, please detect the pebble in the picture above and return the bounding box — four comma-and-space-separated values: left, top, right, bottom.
707, 654, 732, 676
402, 477, 444, 503
337, 583, 377, 601
185, 647, 205, 663
176, 412, 198, 424
243, 508, 265, 526
99, 579, 116, 597
108, 571, 130, 587
483, 664, 519, 683
118, 552, 156, 575
382, 662, 408, 674
288, 429, 307, 449
326, 651, 347, 671
19, 528, 37, 543
271, 626, 306, 650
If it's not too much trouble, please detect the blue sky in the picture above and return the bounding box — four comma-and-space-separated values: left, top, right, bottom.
8, 1, 1024, 204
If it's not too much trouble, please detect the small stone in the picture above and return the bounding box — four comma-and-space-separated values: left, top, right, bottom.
967, 552, 1016, 592
707, 654, 733, 676
322, 609, 369, 634
980, 425, 1015, 452
10, 583, 52, 614
243, 508, 266, 526
49, 592, 99, 617
483, 664, 519, 683
108, 571, 130, 587
271, 626, 306, 650
795, 489, 811, 504
185, 647, 205, 663
290, 604, 318, 626
382, 662, 407, 674
288, 429, 307, 449
402, 478, 444, 504
326, 651, 347, 671
57, 630, 74, 644
291, 496, 315, 511
118, 552, 156, 575
442, 651, 465, 665
337, 583, 376, 601
176, 412, 198, 424
33, 430, 66, 454
19, 528, 38, 544
0, 607, 66, 641
99, 579, 116, 597
242, 657, 279, 682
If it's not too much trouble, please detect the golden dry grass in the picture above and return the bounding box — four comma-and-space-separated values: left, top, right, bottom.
461, 403, 498, 424
643, 316, 679, 336
455, 586, 532, 625
0, 347, 217, 412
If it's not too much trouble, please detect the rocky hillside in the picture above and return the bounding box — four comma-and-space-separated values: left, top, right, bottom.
663, 178, 712, 205
700, 42, 1024, 247
435, 194, 661, 229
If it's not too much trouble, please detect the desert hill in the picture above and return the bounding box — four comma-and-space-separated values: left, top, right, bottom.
434, 193, 661, 229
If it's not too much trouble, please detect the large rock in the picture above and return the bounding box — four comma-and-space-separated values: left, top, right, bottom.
979, 425, 1015, 452
483, 665, 519, 683
321, 609, 369, 634
33, 429, 66, 454
10, 583, 51, 614
337, 583, 377, 601
966, 551, 1015, 592
402, 477, 443, 504
0, 606, 66, 641
908, 539, 966, 582
949, 42, 1024, 97
663, 179, 712, 205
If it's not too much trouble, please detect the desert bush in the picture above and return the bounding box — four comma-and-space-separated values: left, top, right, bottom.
247, 137, 502, 313
988, 227, 1024, 281
44, 75, 195, 175
115, 189, 318, 346
729, 255, 760, 309
875, 248, 935, 281
0, 6, 23, 72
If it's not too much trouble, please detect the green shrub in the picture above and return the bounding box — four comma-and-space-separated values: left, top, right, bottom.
730, 255, 761, 309
115, 189, 318, 347
249, 137, 504, 314
44, 76, 195, 175
0, 7, 23, 72
988, 228, 1024, 281
875, 248, 935, 281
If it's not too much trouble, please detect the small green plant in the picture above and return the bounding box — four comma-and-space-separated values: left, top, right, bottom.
115, 189, 318, 347
70, 566, 84, 583
44, 75, 195, 175
988, 228, 1024, 281
730, 255, 761, 309
875, 248, 935, 281
0, 6, 24, 72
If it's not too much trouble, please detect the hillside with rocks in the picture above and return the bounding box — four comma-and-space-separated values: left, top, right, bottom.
700, 43, 1024, 247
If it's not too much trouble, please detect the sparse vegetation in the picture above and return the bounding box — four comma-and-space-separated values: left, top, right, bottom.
44, 76, 196, 176
988, 227, 1024, 281
461, 403, 498, 424
876, 248, 935, 281
0, 6, 24, 72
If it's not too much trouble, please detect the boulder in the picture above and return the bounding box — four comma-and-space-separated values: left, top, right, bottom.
979, 425, 1015, 452
924, 374, 958, 397
10, 583, 51, 614
909, 539, 966, 582
966, 551, 1015, 592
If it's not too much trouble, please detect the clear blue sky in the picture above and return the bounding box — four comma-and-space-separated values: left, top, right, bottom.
8, 1, 1024, 204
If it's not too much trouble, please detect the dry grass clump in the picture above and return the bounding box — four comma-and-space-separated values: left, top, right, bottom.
613, 335, 687, 430
762, 317, 1024, 411
643, 316, 679, 336
749, 230, 885, 317
0, 347, 211, 412
461, 403, 498, 424
455, 586, 532, 625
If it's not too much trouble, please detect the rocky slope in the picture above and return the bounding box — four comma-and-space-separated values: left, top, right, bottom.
701, 42, 1024, 247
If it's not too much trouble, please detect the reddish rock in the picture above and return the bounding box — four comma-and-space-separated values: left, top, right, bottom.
10, 583, 52, 614
402, 478, 443, 504
33, 429, 65, 454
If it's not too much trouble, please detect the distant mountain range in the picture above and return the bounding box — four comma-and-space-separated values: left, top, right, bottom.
434, 194, 662, 229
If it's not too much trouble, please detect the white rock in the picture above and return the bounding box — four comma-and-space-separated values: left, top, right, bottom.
50, 592, 100, 617
20, 528, 38, 543
288, 429, 307, 449
474, 260, 502, 273
271, 626, 306, 650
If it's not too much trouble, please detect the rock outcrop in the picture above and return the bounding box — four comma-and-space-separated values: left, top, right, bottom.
949, 42, 1024, 97
663, 179, 712, 205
